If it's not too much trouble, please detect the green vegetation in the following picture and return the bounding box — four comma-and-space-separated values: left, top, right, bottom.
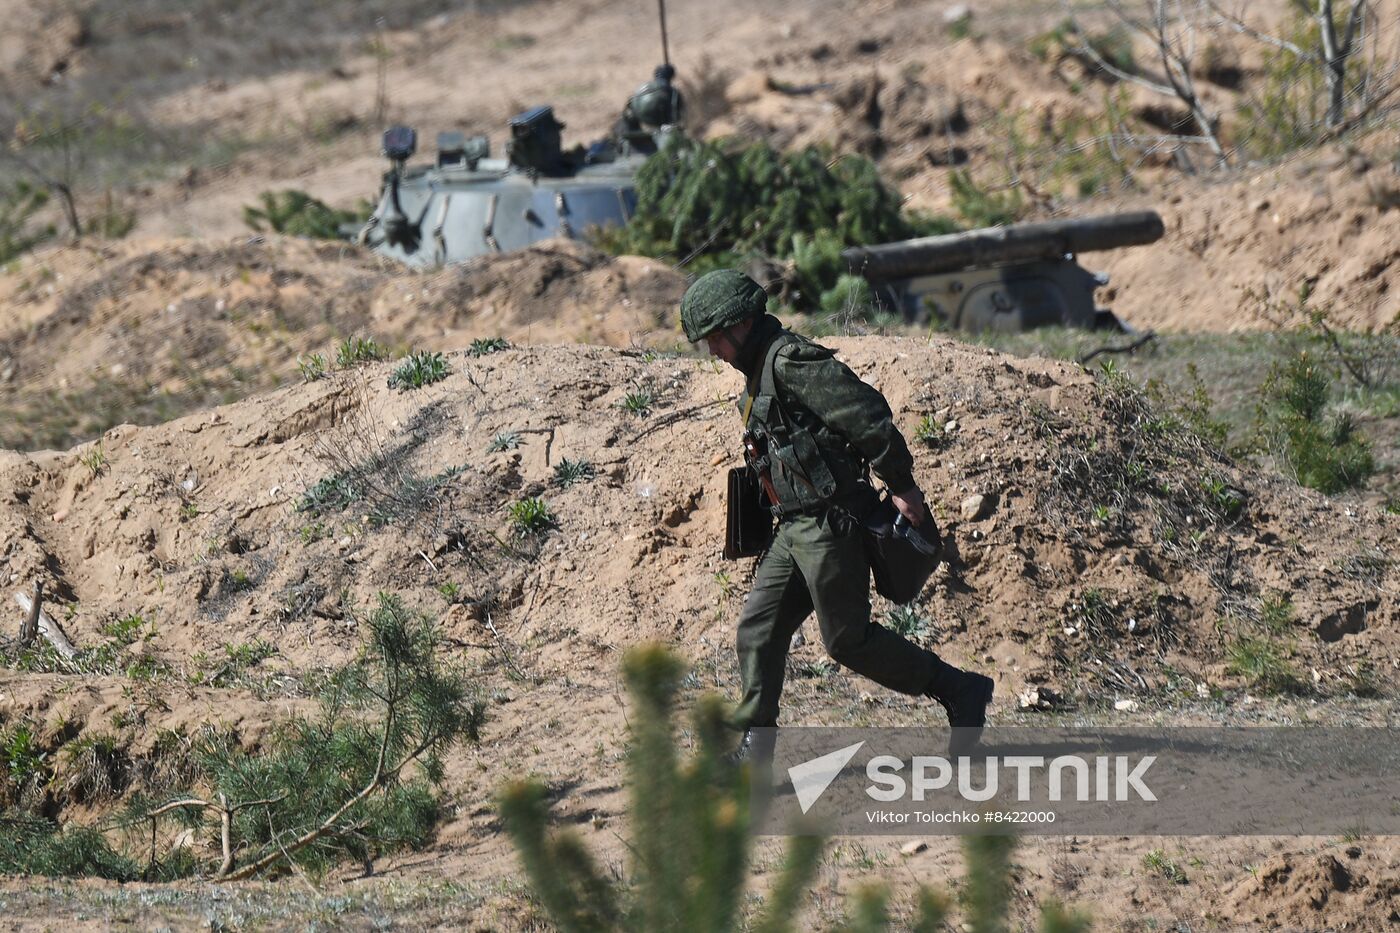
509, 497, 555, 537
1259, 593, 1296, 635
1257, 351, 1375, 494
948, 169, 1024, 228
130, 593, 485, 880
467, 337, 510, 357
388, 350, 451, 390
970, 326, 1398, 499
595, 136, 954, 311
1142, 848, 1189, 885
0, 180, 55, 264
297, 472, 362, 514
336, 336, 389, 367
622, 389, 656, 416
298, 353, 328, 382
2, 723, 47, 809
488, 431, 523, 452
553, 457, 596, 487
500, 644, 1088, 932
1234, 17, 1332, 159
79, 442, 108, 476
295, 460, 461, 526
885, 604, 929, 638
243, 189, 367, 239
0, 816, 138, 880
913, 414, 951, 449
1227, 633, 1304, 694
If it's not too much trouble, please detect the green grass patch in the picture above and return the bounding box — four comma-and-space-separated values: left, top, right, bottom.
553, 457, 596, 488
466, 337, 510, 357
1227, 634, 1304, 694
508, 497, 554, 537
388, 350, 450, 390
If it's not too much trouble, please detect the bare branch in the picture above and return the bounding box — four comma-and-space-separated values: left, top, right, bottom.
1205, 0, 1312, 57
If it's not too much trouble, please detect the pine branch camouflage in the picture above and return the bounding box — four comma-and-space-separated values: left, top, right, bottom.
598, 136, 952, 310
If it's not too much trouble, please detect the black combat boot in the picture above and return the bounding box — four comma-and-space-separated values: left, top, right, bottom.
925, 659, 994, 756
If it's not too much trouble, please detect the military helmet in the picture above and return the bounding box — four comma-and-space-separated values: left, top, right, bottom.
629, 64, 684, 129
680, 269, 767, 342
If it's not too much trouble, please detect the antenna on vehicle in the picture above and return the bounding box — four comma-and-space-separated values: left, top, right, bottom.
657, 0, 671, 70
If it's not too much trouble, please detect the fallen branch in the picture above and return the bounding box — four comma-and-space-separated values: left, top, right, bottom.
13, 589, 78, 660
18, 580, 41, 647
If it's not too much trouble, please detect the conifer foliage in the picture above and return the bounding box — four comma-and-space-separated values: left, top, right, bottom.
131, 593, 485, 880
597, 137, 955, 311
500, 644, 1089, 932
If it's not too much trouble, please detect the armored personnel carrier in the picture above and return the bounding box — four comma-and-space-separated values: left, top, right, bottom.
843, 211, 1164, 332
356, 63, 683, 268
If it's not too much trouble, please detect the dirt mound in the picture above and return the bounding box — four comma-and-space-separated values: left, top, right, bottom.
1, 333, 1395, 716
0, 331, 1396, 919
1228, 848, 1400, 928
0, 236, 684, 451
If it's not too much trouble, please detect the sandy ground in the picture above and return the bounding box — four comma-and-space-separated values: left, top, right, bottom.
0, 0, 1398, 928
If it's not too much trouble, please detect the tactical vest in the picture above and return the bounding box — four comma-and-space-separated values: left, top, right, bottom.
738, 332, 871, 515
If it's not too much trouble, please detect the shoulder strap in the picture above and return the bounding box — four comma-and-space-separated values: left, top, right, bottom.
743, 332, 799, 428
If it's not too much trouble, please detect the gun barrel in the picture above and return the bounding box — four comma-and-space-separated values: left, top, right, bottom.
842, 210, 1165, 280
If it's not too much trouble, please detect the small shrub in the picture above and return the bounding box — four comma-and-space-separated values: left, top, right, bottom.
594, 136, 946, 311
0, 816, 137, 880
1029, 19, 1136, 75
500, 644, 1090, 933
1199, 475, 1244, 521
819, 273, 875, 317
509, 497, 555, 537
467, 337, 510, 357
299, 521, 329, 544
135, 593, 486, 879
79, 443, 107, 476
1259, 351, 1375, 494
885, 605, 928, 637
0, 179, 55, 264
297, 472, 362, 514
223, 568, 254, 592
243, 189, 365, 240
913, 414, 951, 449
2, 724, 48, 808
55, 734, 129, 806
1143, 848, 1189, 884
488, 431, 523, 452
553, 457, 596, 487
335, 336, 388, 367
388, 350, 450, 390
224, 639, 277, 671
1227, 635, 1303, 694
949, 169, 1023, 227
946, 9, 974, 38
298, 353, 327, 382
622, 389, 655, 416
101, 614, 148, 645
84, 190, 136, 239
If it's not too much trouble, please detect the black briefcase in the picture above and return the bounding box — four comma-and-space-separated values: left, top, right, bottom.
724, 467, 773, 559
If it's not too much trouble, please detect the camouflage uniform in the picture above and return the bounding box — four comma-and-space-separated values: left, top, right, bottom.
728, 312, 962, 729
681, 269, 992, 743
